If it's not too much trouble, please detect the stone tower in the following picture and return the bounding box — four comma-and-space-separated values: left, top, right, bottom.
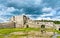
10, 15, 29, 28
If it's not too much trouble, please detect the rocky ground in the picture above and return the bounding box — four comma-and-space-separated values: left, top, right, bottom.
0, 31, 54, 38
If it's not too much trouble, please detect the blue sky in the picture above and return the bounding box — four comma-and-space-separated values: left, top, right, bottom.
0, 0, 60, 22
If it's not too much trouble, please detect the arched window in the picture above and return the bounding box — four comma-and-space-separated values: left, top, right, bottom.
41, 25, 45, 28
23, 15, 27, 25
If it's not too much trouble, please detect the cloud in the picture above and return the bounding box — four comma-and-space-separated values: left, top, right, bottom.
0, 5, 16, 15
0, 4, 19, 22
0, 0, 44, 16
0, 17, 9, 23
36, 17, 52, 20
40, 13, 53, 17
34, 0, 42, 6
4, 0, 42, 8
0, 0, 60, 22
42, 7, 53, 12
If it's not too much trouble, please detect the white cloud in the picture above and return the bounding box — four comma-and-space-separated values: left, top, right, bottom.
0, 0, 60, 22
42, 7, 53, 12
36, 17, 51, 20
0, 7, 16, 15
0, 4, 18, 22
41, 7, 57, 17
27, 7, 60, 21
21, 7, 60, 21
34, 0, 42, 5
40, 13, 53, 17
0, 17, 9, 23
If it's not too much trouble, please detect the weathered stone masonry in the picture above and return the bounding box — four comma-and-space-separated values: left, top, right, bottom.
0, 15, 59, 30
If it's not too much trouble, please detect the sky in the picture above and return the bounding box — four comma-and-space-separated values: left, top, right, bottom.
0, 0, 60, 22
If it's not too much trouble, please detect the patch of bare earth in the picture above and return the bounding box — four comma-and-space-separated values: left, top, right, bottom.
5, 31, 53, 38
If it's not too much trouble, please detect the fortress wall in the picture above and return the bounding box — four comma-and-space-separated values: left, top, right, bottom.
27, 23, 40, 28
0, 15, 55, 29
15, 16, 24, 28
55, 24, 60, 30
40, 22, 54, 28
27, 23, 54, 28
0, 22, 14, 28
27, 20, 54, 28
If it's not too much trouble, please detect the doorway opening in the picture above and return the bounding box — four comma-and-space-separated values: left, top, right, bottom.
41, 25, 45, 28
41, 25, 45, 33
26, 25, 29, 28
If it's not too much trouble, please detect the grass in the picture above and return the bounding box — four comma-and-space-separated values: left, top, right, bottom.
57, 36, 60, 38
0, 35, 4, 38
0, 28, 40, 38
0, 28, 54, 38
0, 28, 54, 35
0, 28, 40, 35
54, 29, 60, 34
45, 28, 54, 32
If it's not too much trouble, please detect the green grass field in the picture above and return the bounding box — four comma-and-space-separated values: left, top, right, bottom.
0, 28, 40, 35
57, 36, 60, 38
54, 30, 60, 34
0, 28, 55, 34
0, 28, 40, 38
0, 28, 55, 35
0, 28, 54, 38
0, 35, 4, 38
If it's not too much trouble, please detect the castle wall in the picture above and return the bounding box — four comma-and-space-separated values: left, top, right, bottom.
0, 15, 56, 29
0, 22, 14, 28
55, 24, 60, 30
27, 20, 54, 28
14, 15, 24, 28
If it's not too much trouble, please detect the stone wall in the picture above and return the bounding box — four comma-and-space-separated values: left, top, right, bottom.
0, 15, 55, 28
55, 24, 60, 30
0, 22, 14, 28
15, 15, 24, 28
27, 19, 54, 28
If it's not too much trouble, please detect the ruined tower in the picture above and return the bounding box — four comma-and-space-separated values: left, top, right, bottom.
10, 15, 29, 28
